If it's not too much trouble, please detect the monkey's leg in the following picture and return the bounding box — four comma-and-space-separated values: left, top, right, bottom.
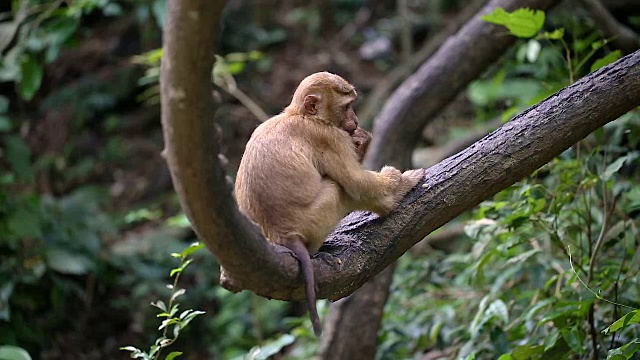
280, 181, 348, 337
282, 235, 323, 337
304, 180, 352, 253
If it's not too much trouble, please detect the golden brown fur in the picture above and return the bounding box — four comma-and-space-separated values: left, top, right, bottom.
234, 72, 423, 336
351, 127, 372, 162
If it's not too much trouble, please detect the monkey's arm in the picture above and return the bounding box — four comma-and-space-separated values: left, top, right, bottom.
316, 133, 401, 212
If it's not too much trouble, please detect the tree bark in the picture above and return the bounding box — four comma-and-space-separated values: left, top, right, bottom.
317, 264, 397, 359
317, 50, 640, 355
321, 0, 558, 356
162, 2, 640, 355
162, 2, 640, 301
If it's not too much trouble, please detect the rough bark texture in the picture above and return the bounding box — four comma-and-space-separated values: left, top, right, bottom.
161, 0, 298, 292
161, 0, 640, 308
317, 52, 640, 357
322, 51, 640, 299
317, 264, 396, 359
321, 0, 556, 355
367, 0, 557, 170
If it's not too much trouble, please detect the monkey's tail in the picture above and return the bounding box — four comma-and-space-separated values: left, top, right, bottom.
285, 236, 322, 337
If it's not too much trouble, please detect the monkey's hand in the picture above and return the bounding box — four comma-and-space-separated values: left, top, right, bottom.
399, 169, 424, 195
376, 167, 424, 215
352, 127, 372, 163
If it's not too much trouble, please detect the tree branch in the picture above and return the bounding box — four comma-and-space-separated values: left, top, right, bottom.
161, 1, 640, 303
161, 0, 297, 293
366, 0, 557, 170
308, 51, 640, 301
321, 0, 550, 352
358, 0, 486, 126
578, 0, 639, 54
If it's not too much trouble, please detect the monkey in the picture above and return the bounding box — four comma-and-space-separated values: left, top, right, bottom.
234, 72, 424, 337
351, 126, 372, 163
338, 104, 371, 162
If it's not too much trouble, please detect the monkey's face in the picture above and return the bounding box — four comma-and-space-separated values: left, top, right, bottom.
340, 107, 358, 135
334, 96, 359, 135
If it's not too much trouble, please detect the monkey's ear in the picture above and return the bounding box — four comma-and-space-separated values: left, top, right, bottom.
303, 94, 321, 115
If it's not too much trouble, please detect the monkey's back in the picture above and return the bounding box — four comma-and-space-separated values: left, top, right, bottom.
235, 114, 348, 248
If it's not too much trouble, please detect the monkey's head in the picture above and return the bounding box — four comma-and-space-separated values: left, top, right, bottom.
286, 72, 359, 134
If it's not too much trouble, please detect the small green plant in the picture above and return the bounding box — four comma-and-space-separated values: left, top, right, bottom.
120, 242, 207, 360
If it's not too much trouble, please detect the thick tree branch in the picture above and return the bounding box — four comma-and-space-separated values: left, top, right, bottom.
366, 0, 557, 170
310, 51, 640, 301
161, 0, 298, 293
161, 1, 640, 303
317, 264, 396, 359
322, 0, 554, 352
578, 0, 639, 54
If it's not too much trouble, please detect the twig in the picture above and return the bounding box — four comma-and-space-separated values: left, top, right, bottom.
221, 85, 270, 122
397, 0, 413, 63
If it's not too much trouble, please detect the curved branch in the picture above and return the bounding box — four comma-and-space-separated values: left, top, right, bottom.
578, 0, 639, 54
358, 0, 486, 126
309, 51, 640, 301
161, 1, 640, 302
366, 0, 557, 170
161, 0, 299, 294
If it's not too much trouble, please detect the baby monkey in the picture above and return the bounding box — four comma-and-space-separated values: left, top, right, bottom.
234, 72, 423, 336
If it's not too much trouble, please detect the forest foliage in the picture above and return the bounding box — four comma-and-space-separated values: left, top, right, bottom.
0, 0, 639, 359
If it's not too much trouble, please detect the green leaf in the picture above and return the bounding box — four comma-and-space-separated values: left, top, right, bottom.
0, 115, 11, 132
7, 204, 42, 239
485, 299, 509, 324
591, 50, 622, 73
170, 288, 186, 302
226, 61, 246, 75
481, 8, 546, 38
539, 28, 565, 40
0, 95, 9, 113
180, 242, 204, 257
4, 135, 33, 183
119, 346, 149, 359
0, 345, 32, 360
245, 334, 296, 360
46, 248, 94, 275
151, 300, 167, 312
506, 249, 540, 264
561, 326, 586, 354
602, 153, 638, 181
541, 336, 571, 360
510, 344, 544, 359
606, 339, 640, 360
165, 352, 182, 360
0, 21, 18, 53
525, 39, 541, 62
166, 213, 191, 228
602, 310, 640, 335
19, 53, 43, 101
625, 187, 640, 212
